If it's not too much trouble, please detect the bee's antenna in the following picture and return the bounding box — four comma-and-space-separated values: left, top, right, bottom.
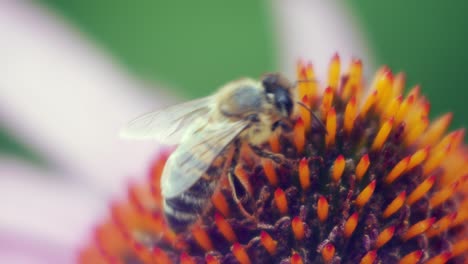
296, 101, 327, 134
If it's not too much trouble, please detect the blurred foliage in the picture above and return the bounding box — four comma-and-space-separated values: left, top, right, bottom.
40, 0, 276, 99
0, 126, 45, 165
350, 1, 468, 129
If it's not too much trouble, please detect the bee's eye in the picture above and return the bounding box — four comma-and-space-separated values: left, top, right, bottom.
273, 89, 293, 116
262, 75, 278, 94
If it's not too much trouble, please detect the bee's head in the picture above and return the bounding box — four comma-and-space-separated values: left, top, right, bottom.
262, 73, 294, 118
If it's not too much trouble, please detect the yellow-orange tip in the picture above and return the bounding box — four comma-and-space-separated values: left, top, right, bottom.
299, 158, 311, 190
360, 250, 377, 264
260, 231, 277, 255
232, 243, 251, 264
317, 196, 329, 222
274, 188, 288, 215
355, 180, 376, 207
344, 212, 358, 238
398, 250, 424, 264
382, 191, 406, 218
402, 217, 436, 241
291, 252, 304, 264
292, 216, 305, 240
321, 243, 335, 263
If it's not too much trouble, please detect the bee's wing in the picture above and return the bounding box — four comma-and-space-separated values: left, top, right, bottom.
161, 119, 249, 198
120, 96, 213, 144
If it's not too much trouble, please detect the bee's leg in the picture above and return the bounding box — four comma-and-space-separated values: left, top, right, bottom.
249, 144, 288, 164
224, 139, 257, 222
227, 171, 256, 222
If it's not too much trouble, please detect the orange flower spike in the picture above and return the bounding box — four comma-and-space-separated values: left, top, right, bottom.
299, 158, 311, 190
355, 180, 376, 207
344, 96, 357, 133
383, 95, 402, 121
406, 175, 436, 205
294, 117, 306, 153
433, 130, 460, 153
321, 87, 334, 119
375, 68, 394, 111
328, 53, 340, 92
417, 113, 453, 147
274, 188, 288, 215
375, 226, 395, 248
355, 154, 370, 181
296, 60, 305, 78
407, 84, 421, 101
211, 191, 229, 217
192, 225, 214, 251
321, 243, 335, 263
392, 72, 406, 97
398, 250, 424, 264
402, 217, 436, 241
426, 212, 457, 238
395, 94, 415, 124
451, 128, 465, 149
350, 59, 363, 81
291, 252, 304, 264
404, 116, 429, 145
292, 216, 305, 240
342, 59, 363, 99
296, 63, 308, 100
317, 196, 329, 222
180, 252, 196, 264
406, 99, 430, 127
232, 243, 251, 264
382, 191, 406, 218
452, 239, 468, 258
407, 147, 430, 170
331, 155, 345, 182
268, 131, 281, 153
307, 63, 318, 99
205, 255, 220, 264
325, 107, 337, 147
262, 158, 278, 186
359, 250, 377, 264
297, 62, 317, 100
152, 247, 172, 264
371, 117, 393, 151
453, 200, 468, 226
214, 213, 237, 243
343, 212, 358, 238
260, 231, 277, 255
423, 144, 451, 176
384, 156, 410, 184
430, 181, 460, 208
425, 251, 452, 264
299, 95, 311, 129
360, 90, 378, 117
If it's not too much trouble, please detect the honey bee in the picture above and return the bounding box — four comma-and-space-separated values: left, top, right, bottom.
121, 73, 294, 232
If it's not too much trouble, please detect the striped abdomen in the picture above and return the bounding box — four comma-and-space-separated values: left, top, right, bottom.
163, 175, 218, 233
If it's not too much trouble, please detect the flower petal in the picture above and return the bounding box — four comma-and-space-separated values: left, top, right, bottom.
0, 158, 106, 255
0, 2, 175, 194
273, 0, 375, 82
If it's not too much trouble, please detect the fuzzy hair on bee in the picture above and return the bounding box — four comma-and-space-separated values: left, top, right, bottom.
121, 73, 295, 232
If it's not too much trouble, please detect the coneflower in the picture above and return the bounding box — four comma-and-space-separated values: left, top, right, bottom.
79, 55, 468, 264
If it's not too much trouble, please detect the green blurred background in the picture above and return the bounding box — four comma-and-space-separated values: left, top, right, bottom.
2, 0, 468, 162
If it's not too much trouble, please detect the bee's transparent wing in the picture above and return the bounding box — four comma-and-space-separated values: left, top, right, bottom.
120, 96, 213, 144
161, 119, 249, 198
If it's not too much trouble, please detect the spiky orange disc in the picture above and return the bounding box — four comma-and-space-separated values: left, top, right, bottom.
79, 57, 468, 263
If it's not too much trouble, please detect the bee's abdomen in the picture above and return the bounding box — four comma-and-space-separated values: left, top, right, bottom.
163, 176, 217, 233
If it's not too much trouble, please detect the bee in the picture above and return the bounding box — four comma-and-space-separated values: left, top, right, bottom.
121, 73, 294, 233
